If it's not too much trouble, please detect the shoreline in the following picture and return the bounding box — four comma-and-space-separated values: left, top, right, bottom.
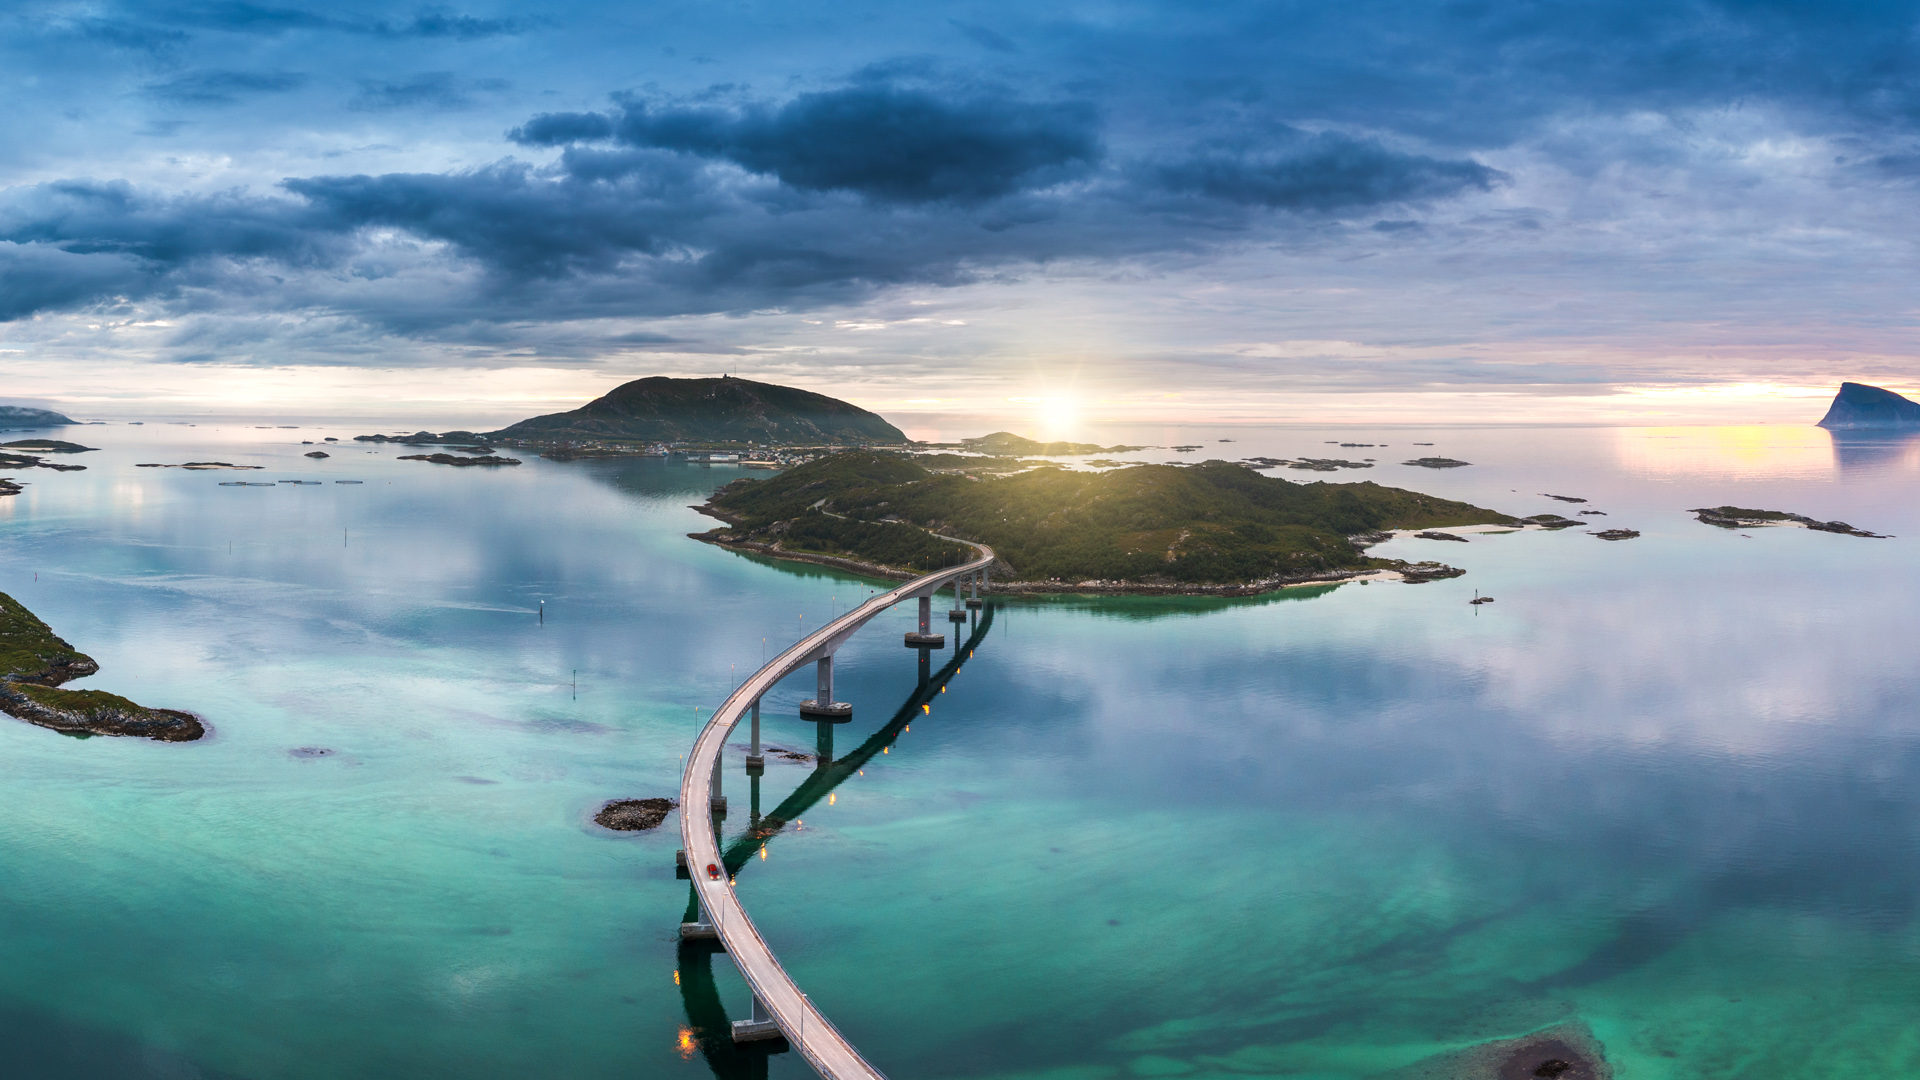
689, 529, 1458, 596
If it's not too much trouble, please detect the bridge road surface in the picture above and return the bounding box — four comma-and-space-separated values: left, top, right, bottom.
678, 539, 994, 1080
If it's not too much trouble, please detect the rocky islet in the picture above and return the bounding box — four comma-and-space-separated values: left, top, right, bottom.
0, 591, 202, 741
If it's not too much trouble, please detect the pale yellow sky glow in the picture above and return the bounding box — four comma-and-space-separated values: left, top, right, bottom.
0, 353, 1875, 433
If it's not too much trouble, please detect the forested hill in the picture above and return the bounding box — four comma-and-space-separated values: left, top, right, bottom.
701, 451, 1514, 584
488, 376, 906, 444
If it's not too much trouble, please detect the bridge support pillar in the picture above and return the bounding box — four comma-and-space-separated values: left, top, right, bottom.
966, 570, 982, 608
710, 755, 727, 814
680, 894, 720, 941
814, 720, 834, 767
732, 992, 783, 1043
746, 699, 764, 772
904, 594, 944, 647
948, 579, 967, 621
799, 655, 851, 718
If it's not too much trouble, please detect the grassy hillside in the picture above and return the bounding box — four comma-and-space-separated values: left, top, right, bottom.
0, 591, 203, 740
488, 375, 906, 444
704, 452, 1513, 584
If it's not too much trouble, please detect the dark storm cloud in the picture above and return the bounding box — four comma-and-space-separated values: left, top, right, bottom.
15, 0, 1920, 378
394, 10, 530, 39
163, 3, 528, 38
282, 163, 673, 276
172, 3, 337, 33
511, 84, 1103, 203
0, 180, 333, 267
948, 19, 1019, 53
349, 72, 509, 111
1153, 131, 1505, 211
0, 243, 153, 320
143, 70, 307, 104
0, 70, 1511, 328
71, 18, 190, 52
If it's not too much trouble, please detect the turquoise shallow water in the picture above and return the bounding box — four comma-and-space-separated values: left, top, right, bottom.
0, 423, 1917, 1079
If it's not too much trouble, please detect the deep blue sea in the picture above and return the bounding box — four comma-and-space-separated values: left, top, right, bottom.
0, 422, 1916, 1079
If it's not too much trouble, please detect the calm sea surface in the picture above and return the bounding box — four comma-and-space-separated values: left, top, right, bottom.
0, 423, 1916, 1079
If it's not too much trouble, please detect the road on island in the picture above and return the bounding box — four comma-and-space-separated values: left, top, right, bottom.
678, 535, 994, 1080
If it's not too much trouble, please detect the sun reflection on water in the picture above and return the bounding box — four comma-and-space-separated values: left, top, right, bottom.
1613, 425, 1839, 481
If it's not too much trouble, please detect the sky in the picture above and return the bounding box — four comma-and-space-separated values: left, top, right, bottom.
4, 0, 1920, 430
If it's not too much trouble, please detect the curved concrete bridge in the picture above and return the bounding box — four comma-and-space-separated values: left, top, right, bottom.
676, 607, 996, 1078
677, 540, 994, 1080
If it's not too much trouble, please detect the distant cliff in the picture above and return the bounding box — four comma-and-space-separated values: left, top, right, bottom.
0, 406, 76, 428
1816, 382, 1920, 429
487, 376, 906, 445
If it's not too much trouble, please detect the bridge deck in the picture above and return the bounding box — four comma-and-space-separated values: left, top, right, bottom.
678, 542, 993, 1080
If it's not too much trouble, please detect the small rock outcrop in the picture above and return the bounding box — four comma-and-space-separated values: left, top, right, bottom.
595, 798, 676, 831
1691, 506, 1889, 537
397, 453, 522, 467
135, 462, 264, 470
1816, 381, 1920, 429
1399, 562, 1467, 582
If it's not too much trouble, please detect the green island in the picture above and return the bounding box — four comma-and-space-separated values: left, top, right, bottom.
0, 592, 203, 741
693, 451, 1517, 593
1691, 505, 1889, 538
954, 431, 1145, 456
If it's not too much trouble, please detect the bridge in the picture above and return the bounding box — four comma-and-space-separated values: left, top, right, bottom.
677, 539, 995, 1080
676, 605, 996, 1079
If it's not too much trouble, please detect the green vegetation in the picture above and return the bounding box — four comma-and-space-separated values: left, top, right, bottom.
774, 515, 971, 571
1694, 506, 1803, 524
0, 440, 96, 452
14, 683, 146, 713
487, 375, 906, 444
0, 591, 202, 741
0, 591, 98, 683
960, 431, 1142, 456
703, 451, 1514, 585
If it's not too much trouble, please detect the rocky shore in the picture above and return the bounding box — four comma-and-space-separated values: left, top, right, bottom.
0, 684, 203, 741
692, 525, 1464, 595
595, 798, 676, 831
397, 453, 523, 467
0, 592, 203, 741
1692, 505, 1890, 537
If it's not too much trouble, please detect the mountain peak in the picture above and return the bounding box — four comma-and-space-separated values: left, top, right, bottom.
1816, 382, 1920, 429
488, 376, 906, 444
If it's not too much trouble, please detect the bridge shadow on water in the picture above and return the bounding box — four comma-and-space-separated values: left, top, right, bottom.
674, 604, 997, 1078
